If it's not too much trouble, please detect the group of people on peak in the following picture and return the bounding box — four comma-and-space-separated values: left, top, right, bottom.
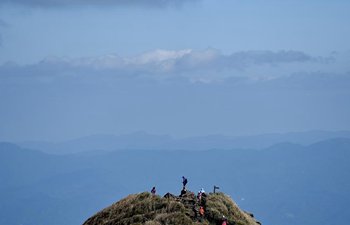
150, 176, 228, 225
151, 176, 188, 196
196, 186, 207, 221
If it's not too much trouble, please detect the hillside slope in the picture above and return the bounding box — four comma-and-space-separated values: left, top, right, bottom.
83, 191, 260, 225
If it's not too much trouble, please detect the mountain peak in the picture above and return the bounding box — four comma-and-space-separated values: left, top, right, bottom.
83, 191, 260, 225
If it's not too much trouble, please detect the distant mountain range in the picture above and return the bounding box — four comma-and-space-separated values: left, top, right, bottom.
1, 137, 350, 225
16, 130, 350, 154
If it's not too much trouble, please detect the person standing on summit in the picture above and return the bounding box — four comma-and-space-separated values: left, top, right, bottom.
182, 176, 188, 189
151, 187, 156, 195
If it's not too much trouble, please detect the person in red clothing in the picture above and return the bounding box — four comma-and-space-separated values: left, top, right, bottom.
199, 206, 205, 217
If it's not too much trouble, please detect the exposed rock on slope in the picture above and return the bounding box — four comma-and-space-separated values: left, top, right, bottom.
83, 191, 261, 225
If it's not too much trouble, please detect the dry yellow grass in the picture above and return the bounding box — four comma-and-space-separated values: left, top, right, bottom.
83, 191, 261, 225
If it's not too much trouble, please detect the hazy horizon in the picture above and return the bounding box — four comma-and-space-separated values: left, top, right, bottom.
1, 129, 350, 143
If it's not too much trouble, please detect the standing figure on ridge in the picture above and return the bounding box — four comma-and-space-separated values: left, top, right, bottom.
198, 188, 205, 201
182, 176, 188, 189
198, 190, 202, 202
151, 186, 156, 195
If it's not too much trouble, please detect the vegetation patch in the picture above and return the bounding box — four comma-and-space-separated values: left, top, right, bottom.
83, 191, 261, 225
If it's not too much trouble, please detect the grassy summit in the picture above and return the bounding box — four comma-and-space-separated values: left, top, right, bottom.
83, 191, 261, 225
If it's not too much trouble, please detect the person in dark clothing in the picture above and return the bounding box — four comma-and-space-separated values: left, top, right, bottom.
180, 187, 187, 196
198, 191, 202, 202
182, 176, 188, 188
151, 186, 156, 195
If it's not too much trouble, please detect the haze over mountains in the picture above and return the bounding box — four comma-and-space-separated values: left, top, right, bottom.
17, 130, 350, 154
1, 131, 350, 225
1, 1, 349, 225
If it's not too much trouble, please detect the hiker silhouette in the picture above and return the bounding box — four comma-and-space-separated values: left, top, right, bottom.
151, 187, 156, 195
182, 176, 188, 188
180, 187, 187, 196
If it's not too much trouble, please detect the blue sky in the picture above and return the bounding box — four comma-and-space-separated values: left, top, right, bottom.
1, 0, 350, 63
0, 0, 349, 141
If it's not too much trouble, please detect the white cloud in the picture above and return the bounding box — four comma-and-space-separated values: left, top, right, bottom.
1, 48, 346, 84
133, 49, 192, 64
36, 49, 317, 72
